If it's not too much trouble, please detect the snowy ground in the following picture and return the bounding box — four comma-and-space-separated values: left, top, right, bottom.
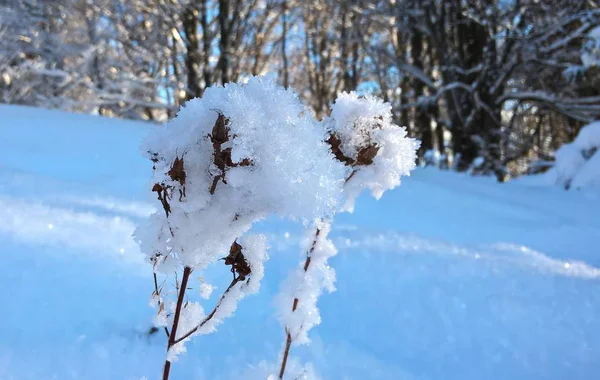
1, 105, 600, 380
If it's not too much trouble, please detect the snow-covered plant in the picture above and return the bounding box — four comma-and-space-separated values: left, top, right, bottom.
134, 77, 346, 380
276, 92, 419, 379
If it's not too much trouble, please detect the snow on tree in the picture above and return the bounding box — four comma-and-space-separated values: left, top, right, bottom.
582, 26, 600, 68
3, 0, 599, 181
530, 121, 600, 191
556, 121, 600, 190
276, 92, 418, 379
134, 76, 347, 380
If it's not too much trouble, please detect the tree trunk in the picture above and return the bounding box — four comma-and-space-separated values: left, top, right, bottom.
218, 0, 230, 84
411, 30, 433, 159
183, 4, 201, 99
201, 0, 212, 89
281, 0, 289, 88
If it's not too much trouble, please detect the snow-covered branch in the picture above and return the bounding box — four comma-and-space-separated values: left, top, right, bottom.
497, 91, 600, 122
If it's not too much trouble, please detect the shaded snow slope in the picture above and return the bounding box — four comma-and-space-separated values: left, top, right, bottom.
1, 105, 600, 379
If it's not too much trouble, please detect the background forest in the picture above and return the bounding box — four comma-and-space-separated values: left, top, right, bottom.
1, 0, 599, 179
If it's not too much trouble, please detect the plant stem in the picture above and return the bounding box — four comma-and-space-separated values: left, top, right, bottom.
278, 228, 321, 379
279, 332, 293, 379
162, 266, 192, 380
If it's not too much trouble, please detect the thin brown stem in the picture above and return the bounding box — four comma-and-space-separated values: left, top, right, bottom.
172, 277, 240, 345
278, 227, 321, 379
162, 266, 192, 380
279, 332, 293, 379
162, 361, 172, 380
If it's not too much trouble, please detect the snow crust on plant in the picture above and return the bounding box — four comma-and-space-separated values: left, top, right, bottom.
325, 92, 419, 211
276, 222, 336, 345
134, 76, 345, 271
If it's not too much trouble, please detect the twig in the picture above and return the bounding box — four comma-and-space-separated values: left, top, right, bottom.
162, 266, 192, 380
279, 332, 293, 379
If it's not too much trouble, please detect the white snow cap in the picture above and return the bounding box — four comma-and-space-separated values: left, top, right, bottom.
135, 76, 346, 271
325, 92, 419, 211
